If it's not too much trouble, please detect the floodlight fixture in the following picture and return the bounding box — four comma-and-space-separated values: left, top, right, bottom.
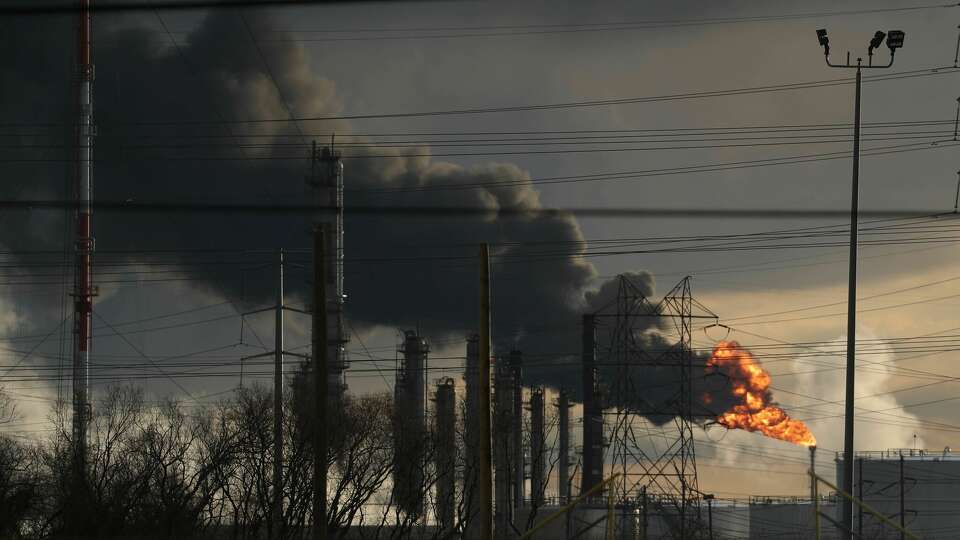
887, 30, 905, 51
868, 31, 886, 54
817, 28, 830, 55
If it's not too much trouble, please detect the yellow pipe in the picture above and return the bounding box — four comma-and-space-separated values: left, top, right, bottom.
809, 471, 919, 540
519, 474, 621, 540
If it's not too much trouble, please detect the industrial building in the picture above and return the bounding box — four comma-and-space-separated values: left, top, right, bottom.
835, 449, 960, 539
745, 497, 838, 540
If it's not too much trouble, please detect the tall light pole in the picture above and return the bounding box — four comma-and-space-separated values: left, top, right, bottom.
816, 28, 905, 540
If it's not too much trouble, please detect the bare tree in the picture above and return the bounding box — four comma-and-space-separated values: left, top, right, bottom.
0, 374, 466, 539
26, 385, 241, 540
0, 386, 40, 539
288, 363, 402, 539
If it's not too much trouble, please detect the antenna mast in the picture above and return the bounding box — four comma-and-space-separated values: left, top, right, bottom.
72, 0, 97, 482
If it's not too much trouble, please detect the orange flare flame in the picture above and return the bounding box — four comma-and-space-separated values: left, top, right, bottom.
707, 340, 816, 447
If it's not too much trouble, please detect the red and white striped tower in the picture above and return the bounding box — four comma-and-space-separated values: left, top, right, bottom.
72, 0, 96, 476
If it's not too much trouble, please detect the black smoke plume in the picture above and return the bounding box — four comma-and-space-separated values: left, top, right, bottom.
0, 10, 732, 421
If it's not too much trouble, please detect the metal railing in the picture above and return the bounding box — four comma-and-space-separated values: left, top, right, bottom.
844, 448, 960, 461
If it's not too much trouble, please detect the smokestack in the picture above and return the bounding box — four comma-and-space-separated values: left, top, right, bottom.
558, 389, 571, 503
529, 387, 545, 507
403, 330, 428, 440
809, 444, 819, 534
393, 330, 429, 516
463, 335, 481, 537
434, 378, 456, 533
581, 314, 603, 496
809, 445, 817, 493
510, 350, 523, 510
309, 141, 348, 408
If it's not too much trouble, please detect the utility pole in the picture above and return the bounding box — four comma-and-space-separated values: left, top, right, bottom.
313, 228, 328, 540
478, 244, 493, 540
241, 251, 310, 540
815, 28, 905, 540
273, 249, 285, 540
72, 0, 96, 497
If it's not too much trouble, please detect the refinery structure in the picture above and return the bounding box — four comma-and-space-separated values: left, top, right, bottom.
55, 71, 947, 535
299, 149, 960, 540
60, 69, 941, 535
297, 152, 935, 539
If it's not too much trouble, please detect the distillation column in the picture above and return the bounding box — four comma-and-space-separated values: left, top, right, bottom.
309, 142, 348, 407
510, 350, 524, 511
434, 378, 457, 533
529, 387, 546, 507
393, 330, 429, 517
581, 314, 604, 496
557, 389, 571, 503
464, 334, 481, 538
493, 358, 514, 536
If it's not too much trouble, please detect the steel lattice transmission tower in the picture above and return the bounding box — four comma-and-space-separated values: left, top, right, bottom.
596, 275, 717, 539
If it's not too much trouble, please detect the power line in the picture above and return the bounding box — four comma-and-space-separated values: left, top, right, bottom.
351, 140, 960, 193
91, 310, 199, 401
0, 200, 956, 218
7, 129, 953, 149
726, 284, 960, 323
0, 316, 69, 379
236, 10, 309, 146
254, 3, 957, 36
5, 66, 949, 127
254, 4, 956, 42
6, 133, 957, 164
9, 117, 952, 136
